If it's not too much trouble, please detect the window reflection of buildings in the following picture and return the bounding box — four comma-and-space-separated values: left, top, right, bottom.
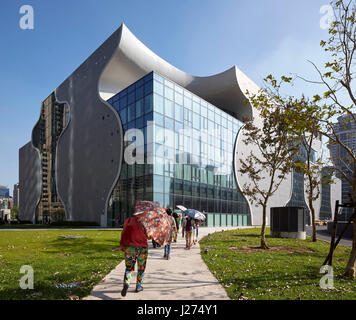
107, 72, 251, 227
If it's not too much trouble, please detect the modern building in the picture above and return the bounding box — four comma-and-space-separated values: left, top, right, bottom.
13, 183, 19, 208
106, 71, 250, 227
328, 114, 356, 221
0, 185, 9, 198
19, 24, 340, 227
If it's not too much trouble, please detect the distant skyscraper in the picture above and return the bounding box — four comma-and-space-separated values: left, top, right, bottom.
13, 183, 20, 207
328, 114, 356, 221
0, 185, 9, 198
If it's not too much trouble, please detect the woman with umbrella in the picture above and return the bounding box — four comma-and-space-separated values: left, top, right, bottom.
119, 212, 148, 296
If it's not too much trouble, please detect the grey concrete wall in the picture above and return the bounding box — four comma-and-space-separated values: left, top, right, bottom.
55, 28, 124, 226
18, 142, 41, 222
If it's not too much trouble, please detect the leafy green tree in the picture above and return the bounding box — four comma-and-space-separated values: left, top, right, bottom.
238, 98, 298, 249
10, 206, 19, 219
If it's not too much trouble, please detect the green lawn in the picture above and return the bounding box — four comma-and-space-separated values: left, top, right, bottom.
200, 228, 356, 300
0, 230, 123, 300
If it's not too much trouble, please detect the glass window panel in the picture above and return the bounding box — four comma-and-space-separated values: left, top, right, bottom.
175, 120, 183, 132
184, 97, 192, 110
165, 87, 174, 101
119, 95, 127, 109
153, 73, 164, 83
165, 99, 174, 118
136, 116, 144, 129
154, 93, 164, 114
154, 80, 164, 96
127, 103, 135, 122
136, 86, 144, 100
174, 179, 183, 194
144, 81, 153, 95
184, 165, 191, 180
128, 92, 135, 105
183, 90, 192, 98
175, 85, 183, 94
175, 104, 183, 122
153, 112, 164, 127
175, 92, 183, 105
165, 117, 174, 131
183, 181, 192, 196
154, 162, 164, 176
154, 125, 165, 144
136, 99, 143, 118
144, 94, 153, 114
193, 113, 200, 130
164, 79, 174, 88
193, 102, 200, 114
119, 108, 127, 124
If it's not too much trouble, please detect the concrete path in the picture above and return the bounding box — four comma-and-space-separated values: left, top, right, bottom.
84, 226, 245, 300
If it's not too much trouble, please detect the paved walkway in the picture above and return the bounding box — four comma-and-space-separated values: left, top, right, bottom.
84, 226, 247, 300
306, 226, 353, 247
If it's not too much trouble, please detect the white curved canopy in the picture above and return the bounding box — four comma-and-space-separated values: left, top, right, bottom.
99, 24, 257, 122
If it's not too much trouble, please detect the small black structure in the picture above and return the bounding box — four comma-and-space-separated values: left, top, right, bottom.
270, 207, 306, 240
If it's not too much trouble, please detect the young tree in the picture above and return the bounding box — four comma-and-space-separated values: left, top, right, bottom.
10, 206, 19, 220
260, 82, 326, 243
238, 97, 298, 249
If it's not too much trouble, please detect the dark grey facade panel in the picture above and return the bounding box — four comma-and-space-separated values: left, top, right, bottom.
55, 28, 124, 225
18, 142, 41, 222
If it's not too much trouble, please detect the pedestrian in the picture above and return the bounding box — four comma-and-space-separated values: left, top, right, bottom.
119, 213, 148, 296
184, 216, 194, 249
194, 219, 199, 244
173, 211, 179, 242
164, 208, 177, 260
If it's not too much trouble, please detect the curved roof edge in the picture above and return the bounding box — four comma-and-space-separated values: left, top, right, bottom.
98, 24, 259, 122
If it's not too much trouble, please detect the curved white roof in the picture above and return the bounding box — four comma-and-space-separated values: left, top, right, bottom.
98, 24, 259, 122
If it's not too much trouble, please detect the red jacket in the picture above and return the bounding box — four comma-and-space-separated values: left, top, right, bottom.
120, 217, 148, 250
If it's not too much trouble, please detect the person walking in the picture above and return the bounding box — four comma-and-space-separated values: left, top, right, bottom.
194, 219, 199, 244
164, 208, 177, 260
184, 216, 194, 249
173, 211, 180, 243
120, 214, 148, 296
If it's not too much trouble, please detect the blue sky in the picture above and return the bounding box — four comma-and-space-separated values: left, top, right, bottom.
0, 0, 332, 195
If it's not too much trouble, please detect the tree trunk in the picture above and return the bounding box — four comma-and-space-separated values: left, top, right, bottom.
310, 204, 317, 242
260, 204, 269, 249
344, 213, 356, 278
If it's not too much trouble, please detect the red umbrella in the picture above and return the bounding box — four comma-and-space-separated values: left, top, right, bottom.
134, 201, 173, 246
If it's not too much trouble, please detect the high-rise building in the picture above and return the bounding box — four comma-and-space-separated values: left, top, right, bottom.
0, 185, 9, 198
328, 114, 356, 221
13, 183, 19, 207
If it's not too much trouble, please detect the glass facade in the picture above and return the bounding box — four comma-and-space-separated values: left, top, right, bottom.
107, 72, 251, 227
319, 168, 332, 220
0, 186, 9, 198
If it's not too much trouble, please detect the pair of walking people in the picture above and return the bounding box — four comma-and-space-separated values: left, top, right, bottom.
119, 208, 177, 296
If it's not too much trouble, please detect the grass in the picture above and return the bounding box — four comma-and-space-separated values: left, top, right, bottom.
0, 229, 123, 300
200, 228, 356, 300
